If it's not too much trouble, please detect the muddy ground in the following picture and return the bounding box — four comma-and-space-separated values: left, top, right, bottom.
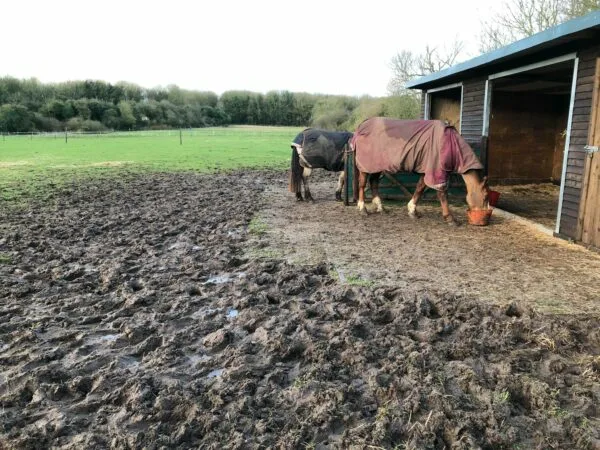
1, 170, 599, 449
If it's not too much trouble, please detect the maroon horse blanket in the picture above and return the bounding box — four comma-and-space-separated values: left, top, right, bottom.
352, 118, 483, 190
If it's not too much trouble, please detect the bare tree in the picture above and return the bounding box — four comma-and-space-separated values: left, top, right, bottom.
387, 41, 465, 95
480, 0, 599, 53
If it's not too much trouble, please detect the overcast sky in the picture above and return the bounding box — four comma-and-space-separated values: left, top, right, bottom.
1, 0, 498, 97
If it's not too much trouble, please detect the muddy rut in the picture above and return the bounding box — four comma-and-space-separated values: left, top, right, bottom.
1, 171, 599, 449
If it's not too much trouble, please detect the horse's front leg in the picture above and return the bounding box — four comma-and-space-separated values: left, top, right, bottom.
335, 171, 344, 202
357, 171, 369, 215
436, 189, 458, 226
370, 173, 384, 213
303, 168, 314, 202
408, 176, 427, 218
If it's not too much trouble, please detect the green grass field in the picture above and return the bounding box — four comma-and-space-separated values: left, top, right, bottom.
0, 126, 301, 204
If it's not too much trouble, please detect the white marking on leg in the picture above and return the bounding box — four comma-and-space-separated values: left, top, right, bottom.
336, 172, 345, 192
373, 196, 383, 212
303, 168, 312, 199
357, 200, 365, 211
408, 199, 417, 216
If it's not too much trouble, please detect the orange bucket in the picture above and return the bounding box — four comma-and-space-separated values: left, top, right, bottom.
467, 208, 493, 226
488, 190, 500, 207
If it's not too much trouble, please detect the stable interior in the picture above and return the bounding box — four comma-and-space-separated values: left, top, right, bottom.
429, 87, 462, 130
487, 60, 574, 229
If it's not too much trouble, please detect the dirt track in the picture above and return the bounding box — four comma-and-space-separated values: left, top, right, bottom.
1, 170, 599, 449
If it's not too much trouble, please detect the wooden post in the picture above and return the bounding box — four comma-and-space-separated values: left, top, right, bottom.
65, 128, 68, 144
179, 128, 182, 145
576, 57, 600, 244
480, 135, 489, 176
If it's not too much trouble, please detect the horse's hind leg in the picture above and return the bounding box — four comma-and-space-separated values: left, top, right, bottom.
357, 171, 369, 215
437, 189, 458, 226
303, 168, 314, 202
369, 173, 384, 213
335, 171, 344, 202
408, 176, 426, 218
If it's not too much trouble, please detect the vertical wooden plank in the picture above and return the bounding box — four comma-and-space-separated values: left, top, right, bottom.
578, 156, 593, 239
587, 100, 600, 245
581, 154, 600, 245
577, 57, 600, 244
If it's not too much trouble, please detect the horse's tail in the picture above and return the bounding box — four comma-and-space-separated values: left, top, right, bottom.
289, 146, 302, 193
352, 144, 359, 202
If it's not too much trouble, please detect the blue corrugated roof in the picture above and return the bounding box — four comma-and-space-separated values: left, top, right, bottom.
406, 10, 600, 89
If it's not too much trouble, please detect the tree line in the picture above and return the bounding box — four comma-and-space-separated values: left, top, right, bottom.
388, 0, 599, 93
0, 77, 420, 133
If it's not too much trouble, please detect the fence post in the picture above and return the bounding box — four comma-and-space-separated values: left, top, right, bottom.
180, 128, 182, 145
65, 128, 68, 144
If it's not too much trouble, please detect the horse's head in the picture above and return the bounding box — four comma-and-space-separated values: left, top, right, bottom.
464, 171, 491, 225
465, 173, 489, 210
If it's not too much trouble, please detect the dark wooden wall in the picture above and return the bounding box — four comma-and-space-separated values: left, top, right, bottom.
560, 44, 600, 238
461, 79, 486, 146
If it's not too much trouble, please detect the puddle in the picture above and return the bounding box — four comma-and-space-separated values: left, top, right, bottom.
203, 273, 246, 285
119, 356, 141, 372
168, 243, 184, 251
204, 275, 231, 284
207, 368, 224, 378
187, 354, 211, 365
192, 308, 220, 319
86, 334, 120, 345
226, 308, 239, 318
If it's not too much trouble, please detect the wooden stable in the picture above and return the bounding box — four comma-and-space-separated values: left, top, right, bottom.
406, 11, 600, 249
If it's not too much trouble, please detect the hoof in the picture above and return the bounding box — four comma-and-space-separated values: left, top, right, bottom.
444, 216, 458, 226
408, 211, 421, 219
359, 207, 370, 216
296, 196, 304, 202
335, 191, 342, 202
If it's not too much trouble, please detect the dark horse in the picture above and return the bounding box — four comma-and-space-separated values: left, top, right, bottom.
351, 118, 490, 225
289, 128, 353, 202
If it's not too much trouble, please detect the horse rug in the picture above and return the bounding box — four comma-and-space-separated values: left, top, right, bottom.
292, 129, 353, 172
351, 118, 483, 190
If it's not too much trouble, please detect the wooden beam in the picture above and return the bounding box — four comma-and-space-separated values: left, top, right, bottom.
383, 172, 413, 197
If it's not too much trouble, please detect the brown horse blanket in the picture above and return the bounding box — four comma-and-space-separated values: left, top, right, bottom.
352, 118, 483, 190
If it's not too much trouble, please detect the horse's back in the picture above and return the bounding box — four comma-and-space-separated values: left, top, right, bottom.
352, 118, 482, 188
292, 128, 353, 172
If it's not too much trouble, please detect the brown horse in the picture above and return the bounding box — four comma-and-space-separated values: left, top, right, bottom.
351, 118, 490, 225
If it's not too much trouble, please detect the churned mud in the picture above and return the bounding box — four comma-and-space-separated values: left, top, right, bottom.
1, 171, 599, 449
